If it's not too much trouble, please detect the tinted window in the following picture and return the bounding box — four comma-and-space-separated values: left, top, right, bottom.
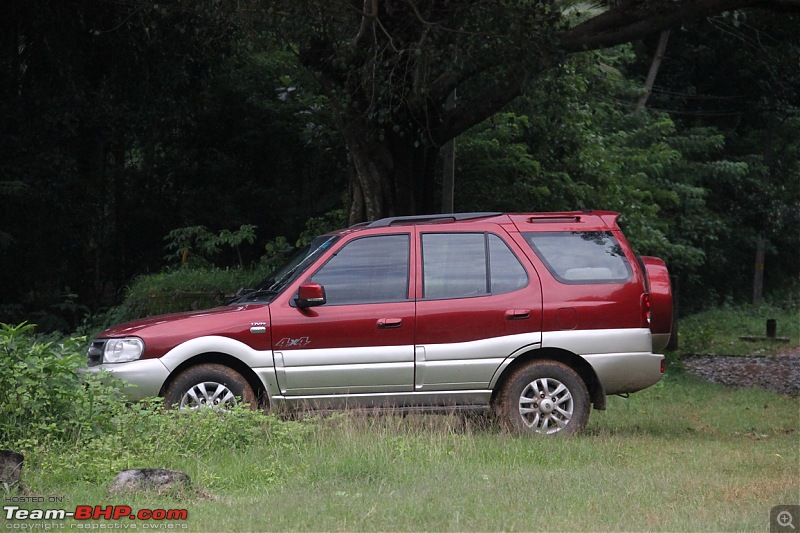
422, 233, 528, 299
524, 231, 632, 284
309, 234, 410, 305
489, 234, 530, 294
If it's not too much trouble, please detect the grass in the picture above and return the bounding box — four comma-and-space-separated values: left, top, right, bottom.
4, 303, 799, 531
9, 372, 799, 532
677, 303, 799, 356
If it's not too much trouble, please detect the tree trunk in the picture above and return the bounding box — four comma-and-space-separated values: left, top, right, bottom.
637, 30, 670, 109
344, 118, 439, 223
752, 233, 766, 304
441, 89, 457, 214
344, 132, 391, 224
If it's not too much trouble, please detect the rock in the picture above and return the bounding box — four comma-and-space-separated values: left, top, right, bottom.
108, 469, 191, 495
0, 450, 23, 490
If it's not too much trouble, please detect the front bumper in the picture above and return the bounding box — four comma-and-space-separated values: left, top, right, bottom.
84, 359, 171, 401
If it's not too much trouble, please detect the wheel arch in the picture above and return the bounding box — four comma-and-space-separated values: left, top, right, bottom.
491, 347, 606, 410
159, 352, 270, 408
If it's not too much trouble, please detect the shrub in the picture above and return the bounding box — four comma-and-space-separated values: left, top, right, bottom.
0, 322, 312, 484
106, 267, 268, 323
0, 323, 126, 446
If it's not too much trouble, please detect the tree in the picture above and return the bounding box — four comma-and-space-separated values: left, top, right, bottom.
261, 0, 800, 222
634, 9, 800, 305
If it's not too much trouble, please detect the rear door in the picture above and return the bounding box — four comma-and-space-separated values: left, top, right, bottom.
413, 230, 542, 391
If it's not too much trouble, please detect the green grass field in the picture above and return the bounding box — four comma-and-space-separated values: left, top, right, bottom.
9, 372, 799, 532
3, 304, 799, 531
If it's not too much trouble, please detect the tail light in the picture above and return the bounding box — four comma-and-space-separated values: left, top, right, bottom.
641, 293, 651, 326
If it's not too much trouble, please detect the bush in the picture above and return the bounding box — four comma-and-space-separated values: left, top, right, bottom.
107, 267, 269, 323
0, 322, 312, 484
0, 323, 126, 446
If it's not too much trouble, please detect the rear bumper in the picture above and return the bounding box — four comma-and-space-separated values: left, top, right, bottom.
584, 352, 664, 394
83, 359, 171, 400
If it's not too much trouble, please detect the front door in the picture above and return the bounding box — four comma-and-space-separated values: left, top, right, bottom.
270, 232, 415, 395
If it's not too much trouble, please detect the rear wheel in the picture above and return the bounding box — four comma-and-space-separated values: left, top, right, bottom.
164, 363, 256, 410
496, 360, 590, 435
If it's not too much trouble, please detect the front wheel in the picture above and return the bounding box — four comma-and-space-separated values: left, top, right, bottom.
164, 363, 256, 410
496, 360, 590, 435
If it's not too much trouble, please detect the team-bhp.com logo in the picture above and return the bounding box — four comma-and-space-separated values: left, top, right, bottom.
4, 504, 188, 527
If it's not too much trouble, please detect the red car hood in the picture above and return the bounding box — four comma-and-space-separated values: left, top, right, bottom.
99, 305, 263, 337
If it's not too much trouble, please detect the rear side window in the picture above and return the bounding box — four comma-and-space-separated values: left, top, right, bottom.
524, 231, 632, 284
422, 233, 528, 299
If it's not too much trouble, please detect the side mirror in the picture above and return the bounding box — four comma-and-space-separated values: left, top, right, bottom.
295, 283, 326, 308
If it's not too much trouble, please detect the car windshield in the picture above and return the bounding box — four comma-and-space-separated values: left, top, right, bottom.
228, 235, 339, 304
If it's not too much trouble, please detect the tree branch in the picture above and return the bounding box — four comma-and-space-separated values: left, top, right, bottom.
559, 0, 800, 52
432, 71, 526, 145
351, 0, 378, 48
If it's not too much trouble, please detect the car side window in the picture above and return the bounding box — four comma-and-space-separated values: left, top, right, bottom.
422, 233, 528, 299
524, 231, 632, 284
309, 234, 410, 305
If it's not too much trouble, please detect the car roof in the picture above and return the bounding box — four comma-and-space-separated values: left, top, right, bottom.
338, 211, 621, 233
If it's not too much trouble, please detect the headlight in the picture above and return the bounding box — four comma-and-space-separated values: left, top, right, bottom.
103, 338, 145, 363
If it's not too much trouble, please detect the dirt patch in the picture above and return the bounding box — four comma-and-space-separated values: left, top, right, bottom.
682, 350, 800, 396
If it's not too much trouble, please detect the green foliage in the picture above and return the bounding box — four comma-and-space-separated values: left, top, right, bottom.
677, 304, 799, 356
108, 267, 268, 322
771, 276, 800, 312
635, 11, 800, 307
0, 323, 125, 446
164, 224, 257, 268
457, 113, 547, 211
32, 404, 310, 484
104, 210, 349, 323
1, 1, 797, 329
296, 209, 348, 246
260, 236, 295, 272
455, 42, 798, 314
458, 48, 714, 271
679, 320, 718, 355
0, 321, 310, 484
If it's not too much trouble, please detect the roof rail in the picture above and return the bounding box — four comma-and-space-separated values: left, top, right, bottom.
366, 212, 503, 228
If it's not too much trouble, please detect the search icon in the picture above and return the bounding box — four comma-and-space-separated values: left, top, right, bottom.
778, 510, 796, 530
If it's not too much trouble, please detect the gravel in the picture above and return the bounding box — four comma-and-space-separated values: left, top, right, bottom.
681, 349, 800, 396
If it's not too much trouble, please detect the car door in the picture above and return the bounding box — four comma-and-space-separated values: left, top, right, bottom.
270, 231, 416, 396
414, 230, 542, 391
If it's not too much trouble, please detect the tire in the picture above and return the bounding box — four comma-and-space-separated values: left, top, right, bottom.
495, 360, 590, 436
164, 363, 257, 410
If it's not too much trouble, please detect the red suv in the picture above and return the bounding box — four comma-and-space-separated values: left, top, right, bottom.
87, 212, 672, 435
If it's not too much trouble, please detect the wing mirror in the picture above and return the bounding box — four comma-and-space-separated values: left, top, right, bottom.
295, 283, 326, 308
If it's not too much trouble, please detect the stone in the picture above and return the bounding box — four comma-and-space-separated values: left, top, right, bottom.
0, 450, 23, 490
108, 468, 191, 495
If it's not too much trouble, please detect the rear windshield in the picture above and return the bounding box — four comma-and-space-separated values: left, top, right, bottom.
523, 231, 632, 284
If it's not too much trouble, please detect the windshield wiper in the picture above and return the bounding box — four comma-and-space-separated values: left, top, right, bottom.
243, 289, 277, 301
228, 288, 277, 304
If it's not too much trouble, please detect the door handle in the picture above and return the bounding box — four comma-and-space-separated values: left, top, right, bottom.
377, 318, 403, 329
505, 309, 530, 320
